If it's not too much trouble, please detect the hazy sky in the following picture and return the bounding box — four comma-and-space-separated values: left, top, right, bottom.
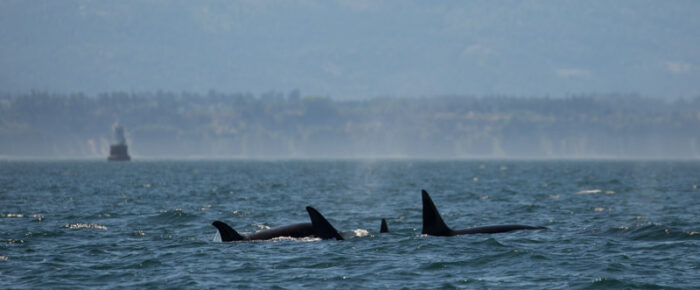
1, 0, 699, 98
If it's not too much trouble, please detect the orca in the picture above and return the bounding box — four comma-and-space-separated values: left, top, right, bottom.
212, 206, 343, 241
421, 189, 547, 236
380, 218, 389, 233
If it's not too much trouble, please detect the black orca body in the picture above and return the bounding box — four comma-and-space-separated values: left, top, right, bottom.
421, 190, 547, 236
212, 206, 344, 241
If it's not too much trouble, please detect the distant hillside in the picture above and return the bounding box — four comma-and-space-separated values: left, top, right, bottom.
1, 92, 698, 159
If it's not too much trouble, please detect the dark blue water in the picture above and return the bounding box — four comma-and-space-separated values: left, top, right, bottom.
1, 160, 699, 288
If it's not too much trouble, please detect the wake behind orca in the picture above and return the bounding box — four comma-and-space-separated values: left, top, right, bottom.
212, 206, 343, 241
421, 190, 547, 236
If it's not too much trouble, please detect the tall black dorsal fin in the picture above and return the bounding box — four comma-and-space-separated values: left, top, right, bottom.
212, 221, 246, 241
380, 219, 389, 233
421, 190, 452, 236
306, 206, 344, 240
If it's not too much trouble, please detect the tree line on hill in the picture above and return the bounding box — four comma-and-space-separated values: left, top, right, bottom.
1, 91, 698, 158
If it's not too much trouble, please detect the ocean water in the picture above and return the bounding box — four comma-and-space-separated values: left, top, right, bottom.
1, 160, 699, 289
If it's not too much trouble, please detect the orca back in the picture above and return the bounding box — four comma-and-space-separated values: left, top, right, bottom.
421, 190, 548, 236
421, 190, 453, 236
453, 224, 548, 235
306, 206, 344, 240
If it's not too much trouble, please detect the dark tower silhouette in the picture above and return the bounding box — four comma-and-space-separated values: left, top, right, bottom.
107, 124, 130, 161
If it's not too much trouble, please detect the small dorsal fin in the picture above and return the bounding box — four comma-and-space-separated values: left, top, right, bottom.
380, 219, 389, 233
421, 190, 452, 236
306, 206, 344, 240
212, 221, 246, 241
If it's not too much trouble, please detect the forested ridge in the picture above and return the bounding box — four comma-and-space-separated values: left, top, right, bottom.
1, 91, 699, 158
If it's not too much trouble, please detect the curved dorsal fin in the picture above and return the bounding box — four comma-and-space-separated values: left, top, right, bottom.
212, 221, 246, 241
380, 218, 389, 233
421, 190, 452, 236
306, 206, 344, 240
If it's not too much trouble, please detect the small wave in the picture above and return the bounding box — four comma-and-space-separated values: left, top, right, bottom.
4, 239, 24, 244
575, 189, 615, 195
125, 258, 163, 269
473, 238, 507, 248
607, 224, 698, 241
266, 183, 283, 189
421, 260, 471, 270
2, 213, 44, 221
587, 277, 664, 289
575, 189, 601, 194
469, 249, 527, 266
64, 223, 108, 230
589, 277, 627, 288
149, 209, 198, 222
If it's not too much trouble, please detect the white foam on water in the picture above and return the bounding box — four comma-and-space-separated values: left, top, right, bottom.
254, 224, 270, 230
64, 223, 108, 230
352, 229, 369, 237
2, 213, 24, 218
575, 189, 602, 194
2, 213, 44, 221
269, 236, 321, 242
